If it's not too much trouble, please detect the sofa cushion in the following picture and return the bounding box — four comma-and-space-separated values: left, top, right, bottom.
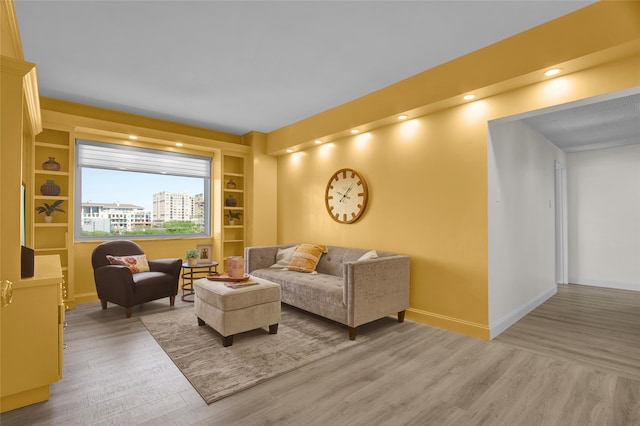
270, 245, 298, 268
106, 254, 150, 273
250, 268, 347, 323
287, 244, 327, 273
358, 250, 378, 261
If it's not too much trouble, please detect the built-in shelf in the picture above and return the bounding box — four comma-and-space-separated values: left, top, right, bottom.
33, 127, 74, 310
34, 247, 67, 253
34, 142, 70, 150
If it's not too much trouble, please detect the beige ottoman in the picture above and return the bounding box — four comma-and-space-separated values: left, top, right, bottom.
194, 276, 281, 347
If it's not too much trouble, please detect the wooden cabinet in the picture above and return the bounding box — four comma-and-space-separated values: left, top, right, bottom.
1, 255, 64, 413
222, 154, 246, 269
33, 128, 74, 309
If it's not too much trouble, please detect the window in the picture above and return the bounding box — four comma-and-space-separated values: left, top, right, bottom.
75, 139, 211, 239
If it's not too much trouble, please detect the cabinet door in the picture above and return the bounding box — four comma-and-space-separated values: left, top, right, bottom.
0, 282, 59, 401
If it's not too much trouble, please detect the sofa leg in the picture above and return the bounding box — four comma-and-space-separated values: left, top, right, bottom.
100, 299, 107, 310
125, 307, 133, 318
222, 335, 234, 347
269, 323, 279, 334
348, 327, 357, 341
398, 310, 406, 323
169, 295, 176, 306
197, 317, 205, 326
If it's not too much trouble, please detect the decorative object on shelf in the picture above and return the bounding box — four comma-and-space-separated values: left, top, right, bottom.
40, 179, 61, 196
42, 156, 61, 171
226, 179, 237, 189
35, 200, 65, 223
226, 210, 242, 225
186, 248, 199, 266
225, 195, 238, 207
325, 168, 369, 224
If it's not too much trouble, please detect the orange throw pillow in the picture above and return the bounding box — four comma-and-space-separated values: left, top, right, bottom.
287, 244, 328, 273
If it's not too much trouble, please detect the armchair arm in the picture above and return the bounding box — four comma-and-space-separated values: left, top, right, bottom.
94, 265, 136, 306
344, 255, 410, 327
149, 258, 182, 279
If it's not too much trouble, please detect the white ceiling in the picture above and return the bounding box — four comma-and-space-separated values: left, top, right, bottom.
523, 92, 640, 153
15, 0, 596, 136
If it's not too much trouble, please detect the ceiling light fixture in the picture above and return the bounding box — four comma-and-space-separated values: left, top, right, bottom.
286, 149, 293, 153
544, 68, 562, 76
314, 140, 322, 144
463, 94, 476, 101
128, 135, 138, 140
351, 129, 360, 134
175, 142, 183, 147
398, 115, 408, 120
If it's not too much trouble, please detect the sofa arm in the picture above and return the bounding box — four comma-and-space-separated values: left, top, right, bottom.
244, 244, 296, 273
344, 255, 410, 327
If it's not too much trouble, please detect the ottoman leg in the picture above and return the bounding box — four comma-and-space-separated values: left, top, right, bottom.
269, 324, 279, 334
197, 317, 205, 326
222, 335, 234, 347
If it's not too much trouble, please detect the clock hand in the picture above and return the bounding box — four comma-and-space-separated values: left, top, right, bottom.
340, 183, 355, 203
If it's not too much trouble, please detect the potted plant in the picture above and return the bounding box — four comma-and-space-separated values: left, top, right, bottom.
185, 248, 199, 266
35, 200, 65, 223
226, 210, 242, 225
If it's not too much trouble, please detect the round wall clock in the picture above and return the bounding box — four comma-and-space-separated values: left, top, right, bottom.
325, 168, 369, 224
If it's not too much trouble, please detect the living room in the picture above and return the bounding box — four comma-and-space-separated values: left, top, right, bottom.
2, 1, 639, 423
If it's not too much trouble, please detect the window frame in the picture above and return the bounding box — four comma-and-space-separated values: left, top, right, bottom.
74, 139, 212, 241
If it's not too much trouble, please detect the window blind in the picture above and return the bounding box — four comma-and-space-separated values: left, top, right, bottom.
76, 139, 211, 178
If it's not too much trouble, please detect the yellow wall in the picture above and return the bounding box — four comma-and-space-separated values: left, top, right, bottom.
271, 2, 640, 338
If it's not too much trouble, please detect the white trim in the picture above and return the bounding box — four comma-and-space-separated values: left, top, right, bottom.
569, 278, 640, 292
489, 285, 557, 339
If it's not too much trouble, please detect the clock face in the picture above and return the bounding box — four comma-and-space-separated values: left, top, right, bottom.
325, 168, 368, 224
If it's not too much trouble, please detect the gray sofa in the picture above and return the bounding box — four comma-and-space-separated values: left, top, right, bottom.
244, 244, 410, 340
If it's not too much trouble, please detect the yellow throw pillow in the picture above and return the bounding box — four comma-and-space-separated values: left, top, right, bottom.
106, 254, 150, 274
287, 244, 328, 273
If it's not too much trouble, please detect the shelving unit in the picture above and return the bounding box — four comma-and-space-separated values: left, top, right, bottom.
221, 154, 246, 271
32, 128, 74, 309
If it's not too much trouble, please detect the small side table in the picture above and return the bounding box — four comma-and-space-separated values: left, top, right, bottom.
181, 262, 218, 302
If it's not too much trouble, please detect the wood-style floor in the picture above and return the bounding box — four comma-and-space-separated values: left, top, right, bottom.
1, 284, 639, 425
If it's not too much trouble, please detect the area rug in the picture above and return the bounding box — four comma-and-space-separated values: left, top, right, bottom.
140, 305, 367, 404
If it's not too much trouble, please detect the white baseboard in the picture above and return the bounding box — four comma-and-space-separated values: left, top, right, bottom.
489, 286, 557, 340
568, 278, 640, 292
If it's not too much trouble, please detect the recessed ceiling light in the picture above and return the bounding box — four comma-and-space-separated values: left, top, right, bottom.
175, 142, 183, 147
128, 135, 138, 140
286, 149, 293, 153
398, 115, 408, 120
463, 94, 476, 101
545, 68, 561, 76
351, 129, 360, 134
314, 140, 322, 144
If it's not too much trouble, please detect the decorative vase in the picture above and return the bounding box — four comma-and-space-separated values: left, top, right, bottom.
187, 258, 198, 267
225, 195, 237, 207
44, 216, 54, 223
228, 218, 235, 226
40, 179, 61, 196
226, 179, 236, 189
42, 157, 61, 171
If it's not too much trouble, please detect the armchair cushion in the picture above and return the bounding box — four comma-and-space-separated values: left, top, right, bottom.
106, 254, 150, 273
